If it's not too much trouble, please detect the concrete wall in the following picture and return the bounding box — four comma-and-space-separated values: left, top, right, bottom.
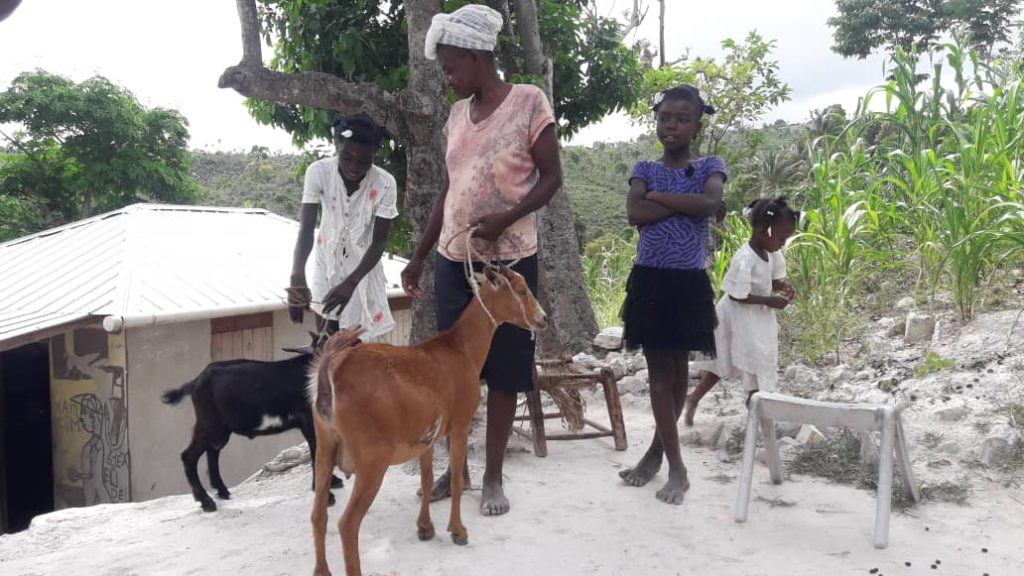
126, 311, 310, 502
124, 305, 410, 503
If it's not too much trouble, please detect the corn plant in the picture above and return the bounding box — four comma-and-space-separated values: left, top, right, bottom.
709, 212, 751, 299
582, 230, 636, 328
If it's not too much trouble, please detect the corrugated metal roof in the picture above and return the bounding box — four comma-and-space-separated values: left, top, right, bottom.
0, 204, 408, 347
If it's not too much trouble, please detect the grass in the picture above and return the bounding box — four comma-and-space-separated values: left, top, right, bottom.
788, 429, 865, 485
582, 230, 636, 329
787, 429, 971, 511
914, 352, 956, 377
919, 431, 945, 450
724, 425, 747, 458
1006, 402, 1024, 430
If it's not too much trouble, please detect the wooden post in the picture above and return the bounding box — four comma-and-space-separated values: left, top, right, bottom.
760, 412, 782, 485
734, 395, 762, 523
874, 407, 896, 549
599, 368, 628, 451
894, 417, 920, 503
528, 367, 547, 457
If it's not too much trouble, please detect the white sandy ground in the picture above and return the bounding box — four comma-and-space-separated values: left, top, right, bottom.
2, 400, 1022, 576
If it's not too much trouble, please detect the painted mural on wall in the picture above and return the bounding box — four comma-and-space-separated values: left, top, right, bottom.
50, 328, 130, 508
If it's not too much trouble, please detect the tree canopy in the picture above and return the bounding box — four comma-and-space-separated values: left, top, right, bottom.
829, 0, 1023, 59
0, 70, 199, 241
246, 0, 644, 145
629, 31, 792, 156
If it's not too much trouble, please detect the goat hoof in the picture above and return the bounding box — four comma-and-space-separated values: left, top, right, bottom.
450, 532, 468, 546
200, 500, 217, 512
417, 524, 435, 541
330, 475, 344, 489
217, 489, 231, 500
327, 492, 336, 507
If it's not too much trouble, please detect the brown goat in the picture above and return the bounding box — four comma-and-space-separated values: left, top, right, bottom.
308, 265, 547, 576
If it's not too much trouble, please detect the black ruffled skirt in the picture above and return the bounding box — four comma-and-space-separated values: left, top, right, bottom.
620, 265, 718, 355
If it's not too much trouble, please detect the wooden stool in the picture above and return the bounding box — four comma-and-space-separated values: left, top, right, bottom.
735, 392, 920, 549
512, 358, 628, 457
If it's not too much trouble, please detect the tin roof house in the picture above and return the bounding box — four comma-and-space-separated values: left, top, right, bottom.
0, 204, 410, 533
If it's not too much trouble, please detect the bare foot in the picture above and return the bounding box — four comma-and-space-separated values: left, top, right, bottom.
480, 476, 510, 516
421, 467, 470, 502
655, 472, 690, 505
683, 393, 698, 427
618, 451, 661, 487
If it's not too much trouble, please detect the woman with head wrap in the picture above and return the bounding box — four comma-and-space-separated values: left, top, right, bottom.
401, 4, 563, 517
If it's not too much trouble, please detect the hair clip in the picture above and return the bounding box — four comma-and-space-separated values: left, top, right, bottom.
652, 92, 665, 106
333, 119, 353, 138
767, 226, 773, 237
766, 209, 775, 217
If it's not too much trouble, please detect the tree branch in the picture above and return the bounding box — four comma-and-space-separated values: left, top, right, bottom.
514, 0, 552, 101
219, 65, 409, 127
620, 0, 647, 38
235, 0, 262, 67
0, 129, 48, 172
218, 0, 443, 143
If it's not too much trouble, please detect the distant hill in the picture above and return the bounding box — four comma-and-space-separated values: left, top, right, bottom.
562, 134, 659, 244
191, 138, 658, 246
191, 150, 306, 220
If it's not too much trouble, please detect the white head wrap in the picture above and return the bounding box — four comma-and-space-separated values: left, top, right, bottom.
424, 4, 504, 60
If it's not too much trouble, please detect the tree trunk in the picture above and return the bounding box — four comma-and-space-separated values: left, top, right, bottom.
221, 0, 596, 353
659, 0, 666, 68
220, 0, 447, 345
514, 0, 599, 356
402, 0, 449, 345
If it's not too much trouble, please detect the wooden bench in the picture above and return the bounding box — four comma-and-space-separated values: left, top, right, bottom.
735, 392, 920, 549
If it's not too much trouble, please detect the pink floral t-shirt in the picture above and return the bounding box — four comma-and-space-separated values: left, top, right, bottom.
437, 83, 555, 262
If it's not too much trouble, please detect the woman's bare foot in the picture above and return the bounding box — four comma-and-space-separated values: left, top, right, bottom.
655, 471, 690, 505
618, 450, 661, 487
683, 393, 698, 427
480, 475, 509, 516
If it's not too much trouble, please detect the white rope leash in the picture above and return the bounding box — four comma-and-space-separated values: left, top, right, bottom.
444, 224, 536, 340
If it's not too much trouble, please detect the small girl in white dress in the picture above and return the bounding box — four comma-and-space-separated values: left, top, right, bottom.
685, 197, 800, 426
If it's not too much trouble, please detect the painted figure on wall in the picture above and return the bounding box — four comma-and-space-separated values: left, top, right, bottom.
51, 329, 130, 507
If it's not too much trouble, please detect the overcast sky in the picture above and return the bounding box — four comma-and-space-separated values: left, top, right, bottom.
0, 1, 889, 152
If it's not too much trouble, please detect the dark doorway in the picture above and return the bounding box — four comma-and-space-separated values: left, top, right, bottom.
1, 341, 54, 533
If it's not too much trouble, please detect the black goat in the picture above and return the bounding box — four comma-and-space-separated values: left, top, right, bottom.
162, 346, 342, 512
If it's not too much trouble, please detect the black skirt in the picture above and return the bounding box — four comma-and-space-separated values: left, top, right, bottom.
434, 253, 538, 394
620, 265, 718, 355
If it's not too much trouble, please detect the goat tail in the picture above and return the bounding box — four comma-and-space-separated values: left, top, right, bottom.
161, 380, 198, 405
308, 325, 367, 420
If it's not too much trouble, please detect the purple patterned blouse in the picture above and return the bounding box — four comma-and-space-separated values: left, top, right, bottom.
630, 156, 728, 270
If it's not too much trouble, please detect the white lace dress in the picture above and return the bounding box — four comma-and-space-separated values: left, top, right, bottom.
698, 243, 787, 391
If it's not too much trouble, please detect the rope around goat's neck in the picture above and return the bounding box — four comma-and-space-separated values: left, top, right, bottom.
448, 224, 534, 340
463, 226, 498, 327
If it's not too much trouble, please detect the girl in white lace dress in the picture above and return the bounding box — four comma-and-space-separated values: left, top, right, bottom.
685, 197, 800, 426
